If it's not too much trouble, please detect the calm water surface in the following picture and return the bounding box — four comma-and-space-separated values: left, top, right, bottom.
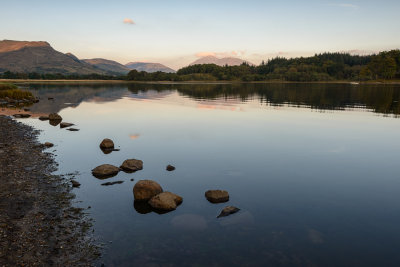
15, 83, 400, 266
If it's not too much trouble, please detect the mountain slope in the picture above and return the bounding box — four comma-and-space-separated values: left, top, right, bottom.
190, 56, 252, 66
125, 62, 175, 73
83, 58, 131, 74
0, 40, 107, 75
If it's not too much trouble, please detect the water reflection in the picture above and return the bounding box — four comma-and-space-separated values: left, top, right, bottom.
8, 82, 400, 266
21, 82, 400, 117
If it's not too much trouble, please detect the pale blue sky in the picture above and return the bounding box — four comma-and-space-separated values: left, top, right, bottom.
1, 0, 399, 68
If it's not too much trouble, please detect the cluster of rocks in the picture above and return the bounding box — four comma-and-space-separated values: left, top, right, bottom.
133, 180, 182, 212
205, 189, 240, 218
0, 96, 39, 109
38, 113, 78, 131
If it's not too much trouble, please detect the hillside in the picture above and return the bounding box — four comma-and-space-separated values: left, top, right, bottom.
190, 56, 252, 66
125, 62, 175, 73
0, 40, 107, 75
83, 58, 130, 74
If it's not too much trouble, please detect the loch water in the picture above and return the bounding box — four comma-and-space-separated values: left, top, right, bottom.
16, 83, 400, 266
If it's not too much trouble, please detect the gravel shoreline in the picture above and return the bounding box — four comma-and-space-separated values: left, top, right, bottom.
0, 115, 99, 266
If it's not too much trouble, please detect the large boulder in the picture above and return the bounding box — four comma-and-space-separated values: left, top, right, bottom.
205, 190, 229, 203
100, 138, 114, 149
217, 206, 240, 218
120, 159, 143, 172
133, 180, 163, 201
148, 192, 183, 211
91, 164, 120, 179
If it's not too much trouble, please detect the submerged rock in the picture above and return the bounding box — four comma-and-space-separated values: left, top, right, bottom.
91, 164, 120, 179
101, 181, 124, 186
166, 165, 175, 171
217, 206, 240, 218
205, 190, 229, 203
120, 159, 143, 173
71, 180, 81, 187
60, 122, 74, 129
13, 114, 31, 118
148, 192, 183, 211
133, 180, 163, 201
170, 214, 208, 231
67, 128, 79, 131
99, 138, 114, 149
39, 116, 49, 121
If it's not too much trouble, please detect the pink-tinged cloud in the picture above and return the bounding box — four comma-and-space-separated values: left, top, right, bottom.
195, 50, 246, 58
123, 18, 135, 25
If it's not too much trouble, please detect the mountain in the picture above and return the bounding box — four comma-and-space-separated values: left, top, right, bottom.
125, 62, 175, 73
82, 58, 130, 74
190, 56, 252, 66
0, 40, 107, 75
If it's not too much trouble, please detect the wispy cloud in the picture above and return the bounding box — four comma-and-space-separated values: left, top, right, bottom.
330, 3, 359, 9
195, 50, 246, 58
123, 18, 135, 25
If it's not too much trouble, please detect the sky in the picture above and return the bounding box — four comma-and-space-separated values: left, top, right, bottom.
1, 0, 400, 69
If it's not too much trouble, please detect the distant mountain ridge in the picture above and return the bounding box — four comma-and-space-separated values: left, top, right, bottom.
82, 58, 131, 74
0, 40, 107, 75
125, 62, 175, 73
190, 56, 252, 66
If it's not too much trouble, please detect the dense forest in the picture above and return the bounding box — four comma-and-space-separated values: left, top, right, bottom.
1, 50, 399, 82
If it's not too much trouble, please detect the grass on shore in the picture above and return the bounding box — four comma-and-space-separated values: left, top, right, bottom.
0, 82, 34, 100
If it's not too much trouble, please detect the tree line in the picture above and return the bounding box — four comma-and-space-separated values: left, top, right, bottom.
1, 50, 399, 82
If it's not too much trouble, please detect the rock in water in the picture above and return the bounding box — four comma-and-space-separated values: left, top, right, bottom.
148, 192, 183, 211
44, 142, 54, 148
67, 128, 79, 131
101, 181, 124, 186
133, 180, 163, 201
48, 113, 62, 121
60, 122, 74, 128
166, 165, 175, 171
217, 206, 240, 218
205, 190, 229, 203
100, 138, 114, 149
91, 164, 120, 179
120, 159, 143, 172
13, 114, 31, 118
71, 180, 81, 187
39, 116, 49, 121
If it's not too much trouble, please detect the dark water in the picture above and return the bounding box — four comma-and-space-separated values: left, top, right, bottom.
16, 83, 400, 266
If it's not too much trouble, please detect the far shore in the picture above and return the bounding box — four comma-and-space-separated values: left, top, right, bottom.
1, 79, 400, 85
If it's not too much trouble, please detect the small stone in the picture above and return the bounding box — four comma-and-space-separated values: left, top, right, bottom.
166, 165, 176, 171
71, 180, 81, 187
120, 159, 143, 172
48, 113, 62, 121
148, 192, 183, 211
205, 190, 229, 203
60, 122, 74, 128
92, 164, 120, 179
39, 116, 49, 121
101, 181, 124, 186
217, 206, 240, 218
67, 128, 79, 131
133, 180, 163, 201
100, 138, 114, 149
44, 142, 54, 148
13, 114, 31, 118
